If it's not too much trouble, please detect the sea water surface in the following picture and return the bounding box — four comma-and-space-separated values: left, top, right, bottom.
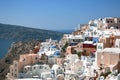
0, 38, 13, 59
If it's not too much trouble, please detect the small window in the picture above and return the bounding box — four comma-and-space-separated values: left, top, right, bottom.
34, 67, 36, 69
39, 66, 43, 69
35, 57, 38, 60
111, 21, 112, 23
23, 58, 25, 61
44, 67, 47, 69
80, 46, 83, 48
58, 67, 60, 69
119, 21, 120, 23
24, 68, 26, 72
15, 63, 17, 67
11, 73, 13, 76
107, 21, 109, 23
15, 74, 17, 77
28, 67, 29, 70
116, 26, 119, 29
98, 46, 102, 49
116, 45, 118, 48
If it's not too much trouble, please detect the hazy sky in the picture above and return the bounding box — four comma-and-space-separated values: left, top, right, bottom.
0, 0, 120, 30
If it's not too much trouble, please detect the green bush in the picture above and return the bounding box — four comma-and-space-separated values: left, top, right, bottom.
62, 42, 68, 52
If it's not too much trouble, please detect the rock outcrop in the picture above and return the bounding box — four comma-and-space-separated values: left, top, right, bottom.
0, 39, 41, 80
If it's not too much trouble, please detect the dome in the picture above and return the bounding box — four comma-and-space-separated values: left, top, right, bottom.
50, 45, 56, 48
54, 51, 60, 57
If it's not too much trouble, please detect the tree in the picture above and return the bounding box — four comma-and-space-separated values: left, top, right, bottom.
62, 42, 68, 52
82, 49, 87, 56
77, 51, 82, 58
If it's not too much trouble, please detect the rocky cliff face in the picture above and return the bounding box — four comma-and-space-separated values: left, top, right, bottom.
0, 39, 41, 80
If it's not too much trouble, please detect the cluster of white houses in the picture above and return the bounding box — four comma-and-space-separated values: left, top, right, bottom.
6, 17, 120, 80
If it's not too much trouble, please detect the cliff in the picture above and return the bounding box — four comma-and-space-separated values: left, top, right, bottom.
0, 39, 41, 80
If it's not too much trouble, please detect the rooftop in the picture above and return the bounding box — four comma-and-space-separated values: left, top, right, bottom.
102, 48, 120, 53
83, 41, 93, 44
15, 78, 42, 80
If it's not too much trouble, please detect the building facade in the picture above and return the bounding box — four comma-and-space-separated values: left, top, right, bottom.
97, 48, 120, 70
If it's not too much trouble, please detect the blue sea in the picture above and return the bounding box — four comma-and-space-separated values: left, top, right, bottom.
0, 39, 13, 59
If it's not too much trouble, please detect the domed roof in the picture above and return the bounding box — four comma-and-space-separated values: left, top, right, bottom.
50, 45, 56, 48
54, 51, 60, 56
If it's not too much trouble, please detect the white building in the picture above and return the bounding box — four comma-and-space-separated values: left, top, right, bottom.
19, 64, 51, 79
67, 34, 83, 43
51, 64, 64, 78
66, 54, 79, 64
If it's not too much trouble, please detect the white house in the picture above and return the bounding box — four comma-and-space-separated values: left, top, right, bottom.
19, 64, 51, 79
66, 54, 79, 64
51, 64, 64, 78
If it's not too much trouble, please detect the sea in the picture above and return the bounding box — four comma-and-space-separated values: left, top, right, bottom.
0, 38, 13, 59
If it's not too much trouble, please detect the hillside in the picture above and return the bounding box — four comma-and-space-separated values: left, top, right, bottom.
0, 23, 63, 41
0, 40, 41, 80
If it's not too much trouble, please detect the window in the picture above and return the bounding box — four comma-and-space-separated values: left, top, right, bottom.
23, 58, 25, 61
116, 26, 119, 29
24, 68, 27, 72
111, 21, 112, 23
116, 45, 118, 48
15, 74, 17, 77
107, 21, 109, 23
98, 45, 102, 49
28, 67, 29, 70
34, 67, 36, 69
39, 66, 43, 69
15, 63, 17, 67
11, 73, 13, 76
35, 57, 38, 60
44, 67, 47, 69
80, 45, 83, 48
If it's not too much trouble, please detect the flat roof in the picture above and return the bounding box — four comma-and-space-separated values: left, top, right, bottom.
102, 48, 120, 54
15, 78, 42, 80
83, 41, 93, 44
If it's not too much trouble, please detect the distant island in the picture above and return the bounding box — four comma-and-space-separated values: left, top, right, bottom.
0, 23, 63, 41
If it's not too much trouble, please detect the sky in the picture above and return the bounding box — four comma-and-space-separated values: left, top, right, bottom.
0, 0, 120, 30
